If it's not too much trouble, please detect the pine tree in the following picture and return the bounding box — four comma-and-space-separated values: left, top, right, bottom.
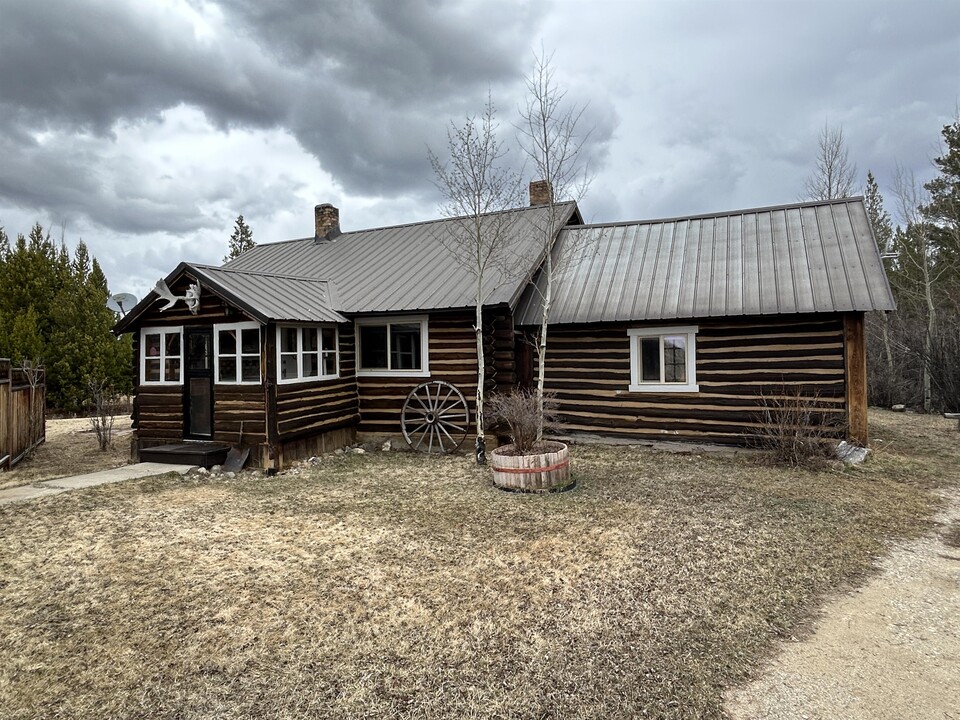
863, 170, 899, 404
922, 118, 960, 299
224, 215, 255, 262
0, 223, 132, 412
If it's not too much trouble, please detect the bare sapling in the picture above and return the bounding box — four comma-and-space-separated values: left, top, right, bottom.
517, 49, 595, 440
88, 378, 117, 451
430, 96, 525, 464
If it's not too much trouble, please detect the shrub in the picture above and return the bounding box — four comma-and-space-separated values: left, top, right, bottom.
487, 389, 558, 454
87, 379, 120, 451
753, 386, 843, 469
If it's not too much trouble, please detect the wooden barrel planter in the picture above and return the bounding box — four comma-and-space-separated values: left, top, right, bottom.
490, 441, 573, 493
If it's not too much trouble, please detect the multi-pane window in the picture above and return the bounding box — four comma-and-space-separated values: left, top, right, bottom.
277, 326, 338, 383
215, 322, 261, 384
628, 326, 699, 392
356, 317, 428, 375
141, 327, 182, 384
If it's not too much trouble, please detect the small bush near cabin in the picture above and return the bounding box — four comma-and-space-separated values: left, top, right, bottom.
753, 387, 843, 468
488, 389, 558, 453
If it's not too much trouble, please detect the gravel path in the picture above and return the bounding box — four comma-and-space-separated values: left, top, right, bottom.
726, 488, 960, 720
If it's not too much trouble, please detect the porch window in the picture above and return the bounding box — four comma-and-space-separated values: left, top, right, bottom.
627, 326, 699, 393
215, 322, 261, 384
356, 316, 429, 377
141, 327, 183, 385
277, 325, 338, 383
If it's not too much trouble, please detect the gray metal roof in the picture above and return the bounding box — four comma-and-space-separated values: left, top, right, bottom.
515, 197, 896, 326
225, 202, 580, 314
191, 265, 348, 323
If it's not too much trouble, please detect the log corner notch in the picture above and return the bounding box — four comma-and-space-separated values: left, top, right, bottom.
843, 312, 869, 446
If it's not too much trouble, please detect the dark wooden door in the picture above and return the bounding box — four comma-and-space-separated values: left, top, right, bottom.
184, 328, 213, 438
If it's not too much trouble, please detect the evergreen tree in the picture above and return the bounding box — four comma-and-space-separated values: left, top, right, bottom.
863, 170, 900, 405
0, 224, 132, 412
224, 215, 255, 262
865, 171, 894, 257
922, 118, 960, 300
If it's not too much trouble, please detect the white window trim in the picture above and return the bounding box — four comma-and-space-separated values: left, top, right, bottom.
276, 324, 339, 385
355, 315, 430, 378
627, 325, 699, 393
214, 321, 262, 385
140, 326, 183, 386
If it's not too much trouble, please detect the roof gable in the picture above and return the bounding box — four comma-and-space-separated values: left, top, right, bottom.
113, 262, 347, 333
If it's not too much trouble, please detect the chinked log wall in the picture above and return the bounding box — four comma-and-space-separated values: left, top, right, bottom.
272, 324, 360, 464
542, 314, 855, 446
134, 274, 270, 454
356, 309, 514, 435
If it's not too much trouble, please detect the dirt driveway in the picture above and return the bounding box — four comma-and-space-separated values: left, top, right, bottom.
726, 487, 960, 719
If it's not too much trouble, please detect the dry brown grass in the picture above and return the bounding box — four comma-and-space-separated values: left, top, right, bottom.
0, 410, 954, 719
0, 416, 132, 490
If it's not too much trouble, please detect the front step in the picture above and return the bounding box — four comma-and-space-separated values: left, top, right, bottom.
139, 442, 231, 468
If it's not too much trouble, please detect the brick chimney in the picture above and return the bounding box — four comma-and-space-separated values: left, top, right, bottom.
314, 203, 340, 241
529, 180, 553, 206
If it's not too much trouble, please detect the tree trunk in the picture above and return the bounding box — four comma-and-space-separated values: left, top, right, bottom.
922, 239, 936, 412
880, 311, 896, 400
535, 251, 552, 441
474, 276, 486, 464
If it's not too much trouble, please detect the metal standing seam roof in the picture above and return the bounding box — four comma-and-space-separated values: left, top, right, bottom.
514, 197, 896, 326
189, 265, 348, 324
224, 201, 580, 314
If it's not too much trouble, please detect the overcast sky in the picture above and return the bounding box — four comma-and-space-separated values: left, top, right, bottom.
0, 0, 957, 298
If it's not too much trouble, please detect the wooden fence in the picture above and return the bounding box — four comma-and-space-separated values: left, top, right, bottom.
0, 359, 46, 470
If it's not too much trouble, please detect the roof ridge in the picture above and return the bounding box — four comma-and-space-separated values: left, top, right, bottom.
237, 200, 579, 250
566, 196, 866, 230
195, 264, 331, 283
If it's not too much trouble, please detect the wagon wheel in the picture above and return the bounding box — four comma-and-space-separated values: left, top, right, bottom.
401, 380, 469, 454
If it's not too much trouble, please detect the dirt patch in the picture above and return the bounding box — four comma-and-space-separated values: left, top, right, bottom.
725, 409, 960, 720
0, 416, 133, 490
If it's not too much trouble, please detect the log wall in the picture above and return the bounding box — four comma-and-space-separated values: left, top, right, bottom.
133, 272, 268, 452
538, 314, 851, 445
275, 324, 360, 442
356, 308, 513, 435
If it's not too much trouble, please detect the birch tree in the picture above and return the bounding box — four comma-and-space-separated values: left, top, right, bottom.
517, 50, 593, 438
892, 165, 939, 411
802, 122, 858, 200
429, 98, 524, 463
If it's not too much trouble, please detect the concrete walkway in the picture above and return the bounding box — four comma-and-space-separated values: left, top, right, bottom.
0, 462, 196, 505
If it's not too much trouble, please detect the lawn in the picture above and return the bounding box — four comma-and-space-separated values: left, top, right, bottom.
0, 410, 956, 719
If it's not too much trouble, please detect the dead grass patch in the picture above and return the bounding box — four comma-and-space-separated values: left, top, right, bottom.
0, 416, 132, 490
0, 410, 953, 719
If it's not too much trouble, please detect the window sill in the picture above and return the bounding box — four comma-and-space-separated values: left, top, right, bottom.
140, 381, 182, 387
357, 369, 430, 379
215, 380, 263, 386
277, 375, 339, 385
627, 384, 700, 394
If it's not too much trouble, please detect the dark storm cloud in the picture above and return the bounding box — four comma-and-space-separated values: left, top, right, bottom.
0, 0, 550, 230
218, 0, 537, 101
0, 1, 287, 134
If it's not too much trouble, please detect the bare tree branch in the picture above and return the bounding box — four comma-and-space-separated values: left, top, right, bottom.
802, 122, 858, 200
428, 96, 524, 463
516, 49, 596, 439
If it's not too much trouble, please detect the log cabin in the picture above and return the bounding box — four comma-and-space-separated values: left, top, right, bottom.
114, 187, 894, 468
